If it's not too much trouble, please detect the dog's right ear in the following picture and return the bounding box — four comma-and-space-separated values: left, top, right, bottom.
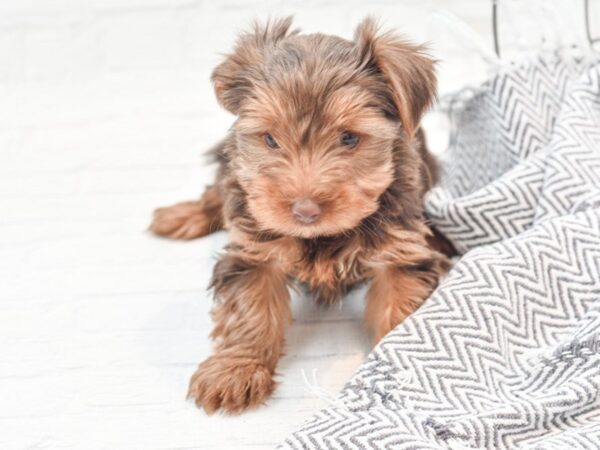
212, 17, 297, 115
354, 17, 436, 138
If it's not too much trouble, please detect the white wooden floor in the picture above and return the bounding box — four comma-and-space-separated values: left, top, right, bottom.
0, 1, 587, 449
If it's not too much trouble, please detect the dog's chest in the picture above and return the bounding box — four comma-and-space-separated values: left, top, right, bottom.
280, 237, 369, 291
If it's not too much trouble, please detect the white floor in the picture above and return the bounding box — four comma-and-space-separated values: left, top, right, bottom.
0, 1, 588, 449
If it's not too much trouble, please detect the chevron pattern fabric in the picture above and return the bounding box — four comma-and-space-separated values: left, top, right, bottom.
280, 53, 600, 449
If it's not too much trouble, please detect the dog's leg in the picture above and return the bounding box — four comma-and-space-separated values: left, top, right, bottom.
365, 268, 436, 343
365, 233, 448, 343
188, 250, 290, 414
149, 185, 224, 239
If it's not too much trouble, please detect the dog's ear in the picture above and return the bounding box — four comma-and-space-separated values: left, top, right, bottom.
212, 17, 297, 115
354, 17, 436, 137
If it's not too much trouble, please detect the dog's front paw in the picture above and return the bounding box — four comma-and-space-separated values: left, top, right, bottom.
187, 355, 275, 414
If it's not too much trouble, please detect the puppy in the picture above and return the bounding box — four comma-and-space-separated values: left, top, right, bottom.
150, 17, 450, 414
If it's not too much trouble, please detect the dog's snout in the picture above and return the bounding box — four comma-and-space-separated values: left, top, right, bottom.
292, 198, 321, 224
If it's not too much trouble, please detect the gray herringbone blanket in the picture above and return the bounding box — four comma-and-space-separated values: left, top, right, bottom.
281, 53, 600, 449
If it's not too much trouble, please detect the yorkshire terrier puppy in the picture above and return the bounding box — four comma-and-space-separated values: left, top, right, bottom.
150, 17, 451, 414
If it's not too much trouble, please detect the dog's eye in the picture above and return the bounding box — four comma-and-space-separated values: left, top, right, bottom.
340, 132, 359, 148
264, 133, 280, 149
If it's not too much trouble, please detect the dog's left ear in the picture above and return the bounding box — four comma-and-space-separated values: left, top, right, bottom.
355, 17, 437, 137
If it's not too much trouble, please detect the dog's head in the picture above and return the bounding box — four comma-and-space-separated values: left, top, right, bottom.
214, 17, 436, 238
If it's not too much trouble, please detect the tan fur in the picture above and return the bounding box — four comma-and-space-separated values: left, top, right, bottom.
149, 17, 453, 414
354, 18, 437, 138
365, 227, 449, 342
150, 185, 224, 239
366, 269, 434, 342
187, 251, 290, 413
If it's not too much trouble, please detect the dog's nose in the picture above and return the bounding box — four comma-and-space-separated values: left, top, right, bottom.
292, 199, 322, 224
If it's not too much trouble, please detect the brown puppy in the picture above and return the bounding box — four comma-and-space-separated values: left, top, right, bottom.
150, 17, 450, 414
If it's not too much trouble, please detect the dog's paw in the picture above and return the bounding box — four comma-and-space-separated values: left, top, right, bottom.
187, 355, 275, 414
149, 201, 212, 240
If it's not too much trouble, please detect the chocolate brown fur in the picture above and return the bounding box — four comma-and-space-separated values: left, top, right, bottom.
150, 17, 452, 414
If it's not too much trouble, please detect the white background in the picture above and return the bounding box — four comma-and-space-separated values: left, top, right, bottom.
0, 1, 593, 449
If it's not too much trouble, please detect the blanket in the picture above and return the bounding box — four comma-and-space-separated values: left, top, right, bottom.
280, 52, 600, 449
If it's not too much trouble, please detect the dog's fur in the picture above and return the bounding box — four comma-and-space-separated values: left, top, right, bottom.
150, 17, 452, 414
